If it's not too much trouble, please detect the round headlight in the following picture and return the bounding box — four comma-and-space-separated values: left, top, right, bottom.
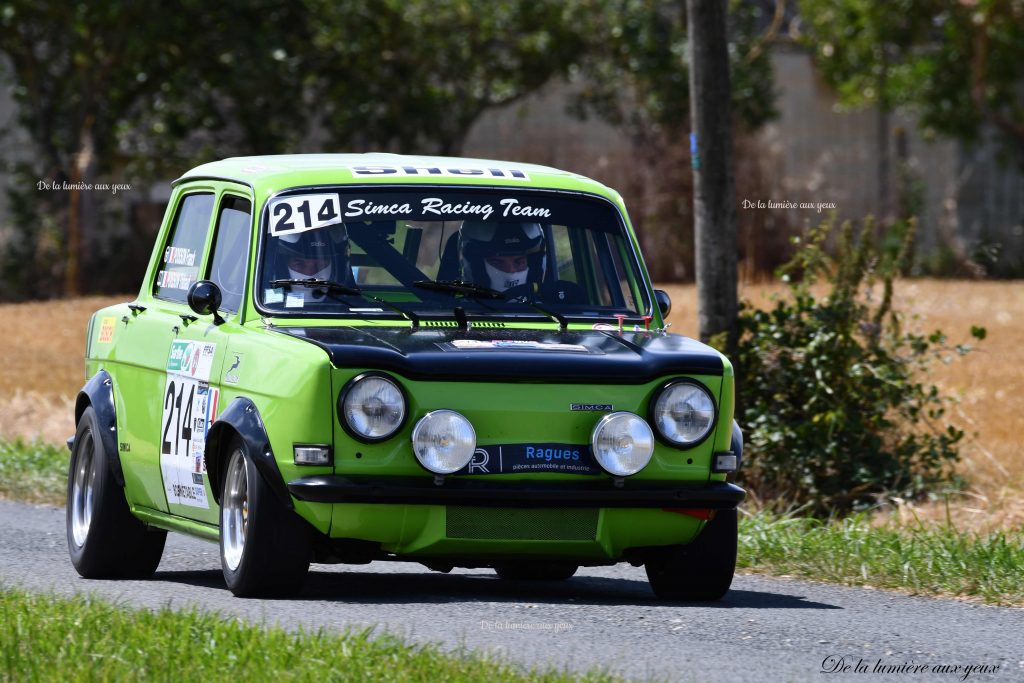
590, 411, 655, 477
340, 374, 406, 441
411, 410, 476, 474
651, 381, 715, 446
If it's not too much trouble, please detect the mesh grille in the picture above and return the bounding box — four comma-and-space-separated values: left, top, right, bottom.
446, 507, 598, 541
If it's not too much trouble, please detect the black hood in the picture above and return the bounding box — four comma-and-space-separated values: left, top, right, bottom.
275, 326, 723, 384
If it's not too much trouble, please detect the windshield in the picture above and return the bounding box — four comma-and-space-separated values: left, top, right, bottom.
256, 188, 650, 321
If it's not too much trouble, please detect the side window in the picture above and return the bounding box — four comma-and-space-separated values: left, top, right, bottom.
551, 225, 577, 283
559, 226, 641, 312
154, 193, 215, 302
208, 196, 252, 313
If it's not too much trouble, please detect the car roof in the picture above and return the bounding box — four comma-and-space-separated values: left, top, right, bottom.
175, 153, 620, 203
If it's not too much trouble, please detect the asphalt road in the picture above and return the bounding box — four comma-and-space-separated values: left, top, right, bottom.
1, 500, 1021, 682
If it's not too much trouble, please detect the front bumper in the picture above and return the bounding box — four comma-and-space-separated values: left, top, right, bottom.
287, 475, 745, 509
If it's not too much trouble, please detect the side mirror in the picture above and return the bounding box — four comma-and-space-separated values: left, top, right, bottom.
187, 280, 225, 325
654, 289, 672, 318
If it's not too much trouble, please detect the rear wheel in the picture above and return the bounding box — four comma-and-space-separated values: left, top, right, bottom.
494, 561, 578, 581
219, 438, 311, 597
67, 406, 166, 578
644, 509, 737, 601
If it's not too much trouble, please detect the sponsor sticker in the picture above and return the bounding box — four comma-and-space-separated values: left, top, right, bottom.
156, 268, 197, 291
348, 164, 530, 181
97, 317, 116, 343
160, 340, 218, 509
341, 196, 550, 222
224, 353, 243, 384
448, 339, 588, 353
163, 246, 197, 267
458, 443, 601, 476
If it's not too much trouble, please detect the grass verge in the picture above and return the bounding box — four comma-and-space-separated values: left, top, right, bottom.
0, 586, 620, 682
738, 511, 1024, 606
0, 439, 67, 505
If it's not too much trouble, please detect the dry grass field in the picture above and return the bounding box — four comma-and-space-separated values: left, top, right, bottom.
1, 280, 1020, 529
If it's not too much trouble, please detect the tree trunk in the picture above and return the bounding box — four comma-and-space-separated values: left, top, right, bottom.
877, 104, 890, 223
64, 116, 96, 296
686, 0, 738, 351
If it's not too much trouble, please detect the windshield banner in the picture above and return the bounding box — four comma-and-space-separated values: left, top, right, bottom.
268, 189, 616, 231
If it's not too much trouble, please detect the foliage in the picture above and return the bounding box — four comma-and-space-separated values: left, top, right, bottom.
564, 0, 778, 282
799, 0, 1024, 171
0, 438, 66, 505
0, 0, 310, 298
739, 509, 1024, 606
308, 0, 586, 156
569, 0, 776, 140
732, 216, 985, 514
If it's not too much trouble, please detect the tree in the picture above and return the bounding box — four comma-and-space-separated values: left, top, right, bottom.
687, 0, 738, 347
0, 1, 309, 298
307, 0, 587, 155
799, 0, 1024, 174
565, 0, 776, 290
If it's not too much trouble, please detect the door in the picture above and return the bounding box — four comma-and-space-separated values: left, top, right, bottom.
113, 191, 216, 513
162, 192, 253, 524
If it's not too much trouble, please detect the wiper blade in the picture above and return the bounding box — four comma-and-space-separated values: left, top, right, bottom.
270, 278, 361, 295
413, 279, 567, 332
271, 278, 420, 328
412, 279, 505, 299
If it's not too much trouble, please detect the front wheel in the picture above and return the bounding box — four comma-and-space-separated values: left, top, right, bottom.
644, 509, 737, 601
220, 439, 311, 597
67, 406, 166, 578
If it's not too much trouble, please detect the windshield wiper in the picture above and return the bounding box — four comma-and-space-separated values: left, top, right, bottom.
270, 278, 421, 329
270, 278, 361, 295
412, 279, 504, 299
413, 279, 567, 331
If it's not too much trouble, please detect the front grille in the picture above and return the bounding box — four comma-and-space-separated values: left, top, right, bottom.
446, 507, 598, 541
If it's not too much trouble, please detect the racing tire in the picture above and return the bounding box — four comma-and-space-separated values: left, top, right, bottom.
67, 406, 166, 578
219, 438, 311, 597
494, 562, 578, 581
644, 509, 737, 601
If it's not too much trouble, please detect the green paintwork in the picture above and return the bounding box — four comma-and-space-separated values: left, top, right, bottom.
81, 153, 738, 567
130, 504, 220, 542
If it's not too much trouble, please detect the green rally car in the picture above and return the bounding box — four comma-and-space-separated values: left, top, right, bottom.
67, 154, 745, 599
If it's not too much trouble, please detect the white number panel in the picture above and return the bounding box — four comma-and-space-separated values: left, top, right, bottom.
160, 340, 219, 509
268, 193, 342, 236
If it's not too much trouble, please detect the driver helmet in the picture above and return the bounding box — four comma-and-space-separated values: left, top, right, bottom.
459, 221, 546, 291
276, 229, 348, 282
